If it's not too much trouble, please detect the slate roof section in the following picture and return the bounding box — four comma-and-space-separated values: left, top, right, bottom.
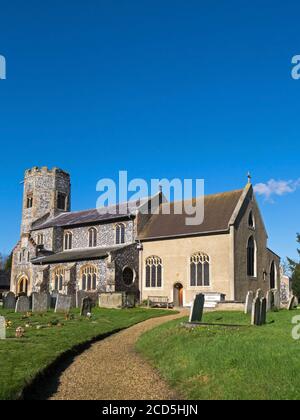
31, 198, 151, 231
138, 189, 244, 240
31, 245, 130, 265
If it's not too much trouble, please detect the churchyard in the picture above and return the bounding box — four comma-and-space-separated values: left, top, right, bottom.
0, 300, 173, 400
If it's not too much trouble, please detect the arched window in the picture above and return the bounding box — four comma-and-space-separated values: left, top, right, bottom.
88, 228, 97, 248
270, 261, 276, 289
123, 267, 135, 286
81, 265, 98, 291
64, 231, 73, 250
37, 233, 44, 246
18, 276, 29, 295
116, 223, 125, 245
248, 211, 255, 229
190, 253, 210, 287
145, 256, 162, 288
54, 267, 65, 291
247, 236, 256, 277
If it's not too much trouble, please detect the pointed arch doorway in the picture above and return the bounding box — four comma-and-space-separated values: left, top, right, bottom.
17, 276, 29, 296
173, 283, 183, 307
270, 261, 276, 290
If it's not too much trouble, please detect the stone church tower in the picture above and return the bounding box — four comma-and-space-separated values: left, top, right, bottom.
21, 166, 71, 234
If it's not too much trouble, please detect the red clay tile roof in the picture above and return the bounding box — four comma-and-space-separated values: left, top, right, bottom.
138, 189, 244, 240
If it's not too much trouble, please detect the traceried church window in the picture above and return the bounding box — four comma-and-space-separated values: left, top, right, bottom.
64, 231, 73, 250
247, 236, 256, 277
54, 268, 65, 291
57, 192, 67, 211
145, 256, 162, 288
81, 265, 97, 291
190, 253, 210, 287
26, 194, 33, 209
88, 228, 97, 248
116, 223, 125, 245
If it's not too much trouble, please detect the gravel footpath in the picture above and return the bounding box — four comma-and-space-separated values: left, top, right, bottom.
50, 310, 188, 400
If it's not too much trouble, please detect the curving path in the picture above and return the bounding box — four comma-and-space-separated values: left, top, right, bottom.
50, 309, 189, 400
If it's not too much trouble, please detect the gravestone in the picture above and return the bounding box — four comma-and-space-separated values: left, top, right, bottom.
244, 291, 254, 314
266, 290, 274, 311
125, 293, 136, 308
255, 289, 264, 299
260, 298, 267, 325
50, 291, 59, 309
0, 316, 5, 340
189, 293, 205, 323
288, 296, 296, 311
32, 293, 49, 313
273, 290, 280, 310
81, 297, 92, 317
3, 292, 16, 310
55, 294, 72, 313
251, 297, 261, 326
15, 296, 30, 313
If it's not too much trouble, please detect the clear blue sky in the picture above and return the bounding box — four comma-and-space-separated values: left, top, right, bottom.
0, 0, 299, 261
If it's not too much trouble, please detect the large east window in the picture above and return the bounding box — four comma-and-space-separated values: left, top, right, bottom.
145, 256, 162, 288
190, 253, 210, 287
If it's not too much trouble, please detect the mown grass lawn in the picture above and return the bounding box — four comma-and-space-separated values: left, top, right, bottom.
0, 307, 173, 400
136, 310, 300, 400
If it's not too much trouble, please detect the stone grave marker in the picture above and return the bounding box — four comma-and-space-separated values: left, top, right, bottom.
260, 298, 267, 325
288, 296, 296, 311
266, 290, 274, 312
15, 296, 30, 313
244, 291, 254, 314
32, 293, 49, 313
189, 293, 205, 323
273, 290, 280, 310
251, 297, 261, 326
50, 290, 59, 309
81, 297, 92, 317
55, 294, 72, 313
3, 292, 16, 310
255, 289, 264, 299
0, 316, 5, 340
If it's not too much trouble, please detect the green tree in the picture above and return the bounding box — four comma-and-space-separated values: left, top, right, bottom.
288, 234, 300, 299
4, 253, 12, 272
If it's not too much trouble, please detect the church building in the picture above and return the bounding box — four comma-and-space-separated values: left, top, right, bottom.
10, 166, 280, 306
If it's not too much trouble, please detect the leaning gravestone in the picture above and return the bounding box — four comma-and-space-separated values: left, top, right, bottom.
50, 291, 59, 309
273, 290, 280, 310
288, 296, 296, 311
260, 298, 267, 325
251, 297, 262, 326
255, 289, 264, 300
32, 293, 49, 313
266, 290, 274, 312
55, 294, 72, 313
15, 296, 30, 313
81, 297, 92, 317
189, 293, 205, 323
3, 292, 16, 310
244, 291, 254, 314
0, 316, 5, 340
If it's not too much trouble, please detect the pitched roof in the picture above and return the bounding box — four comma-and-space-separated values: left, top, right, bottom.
31, 198, 151, 231
138, 189, 244, 240
31, 245, 129, 265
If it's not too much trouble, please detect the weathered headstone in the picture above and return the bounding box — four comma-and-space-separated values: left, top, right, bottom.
260, 298, 267, 325
0, 316, 5, 340
273, 289, 280, 310
55, 294, 72, 313
288, 296, 296, 311
80, 297, 92, 317
3, 292, 16, 310
251, 297, 261, 326
255, 289, 264, 300
50, 290, 59, 309
32, 293, 49, 313
125, 293, 136, 308
244, 291, 254, 314
189, 293, 205, 323
15, 296, 30, 313
266, 290, 274, 312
